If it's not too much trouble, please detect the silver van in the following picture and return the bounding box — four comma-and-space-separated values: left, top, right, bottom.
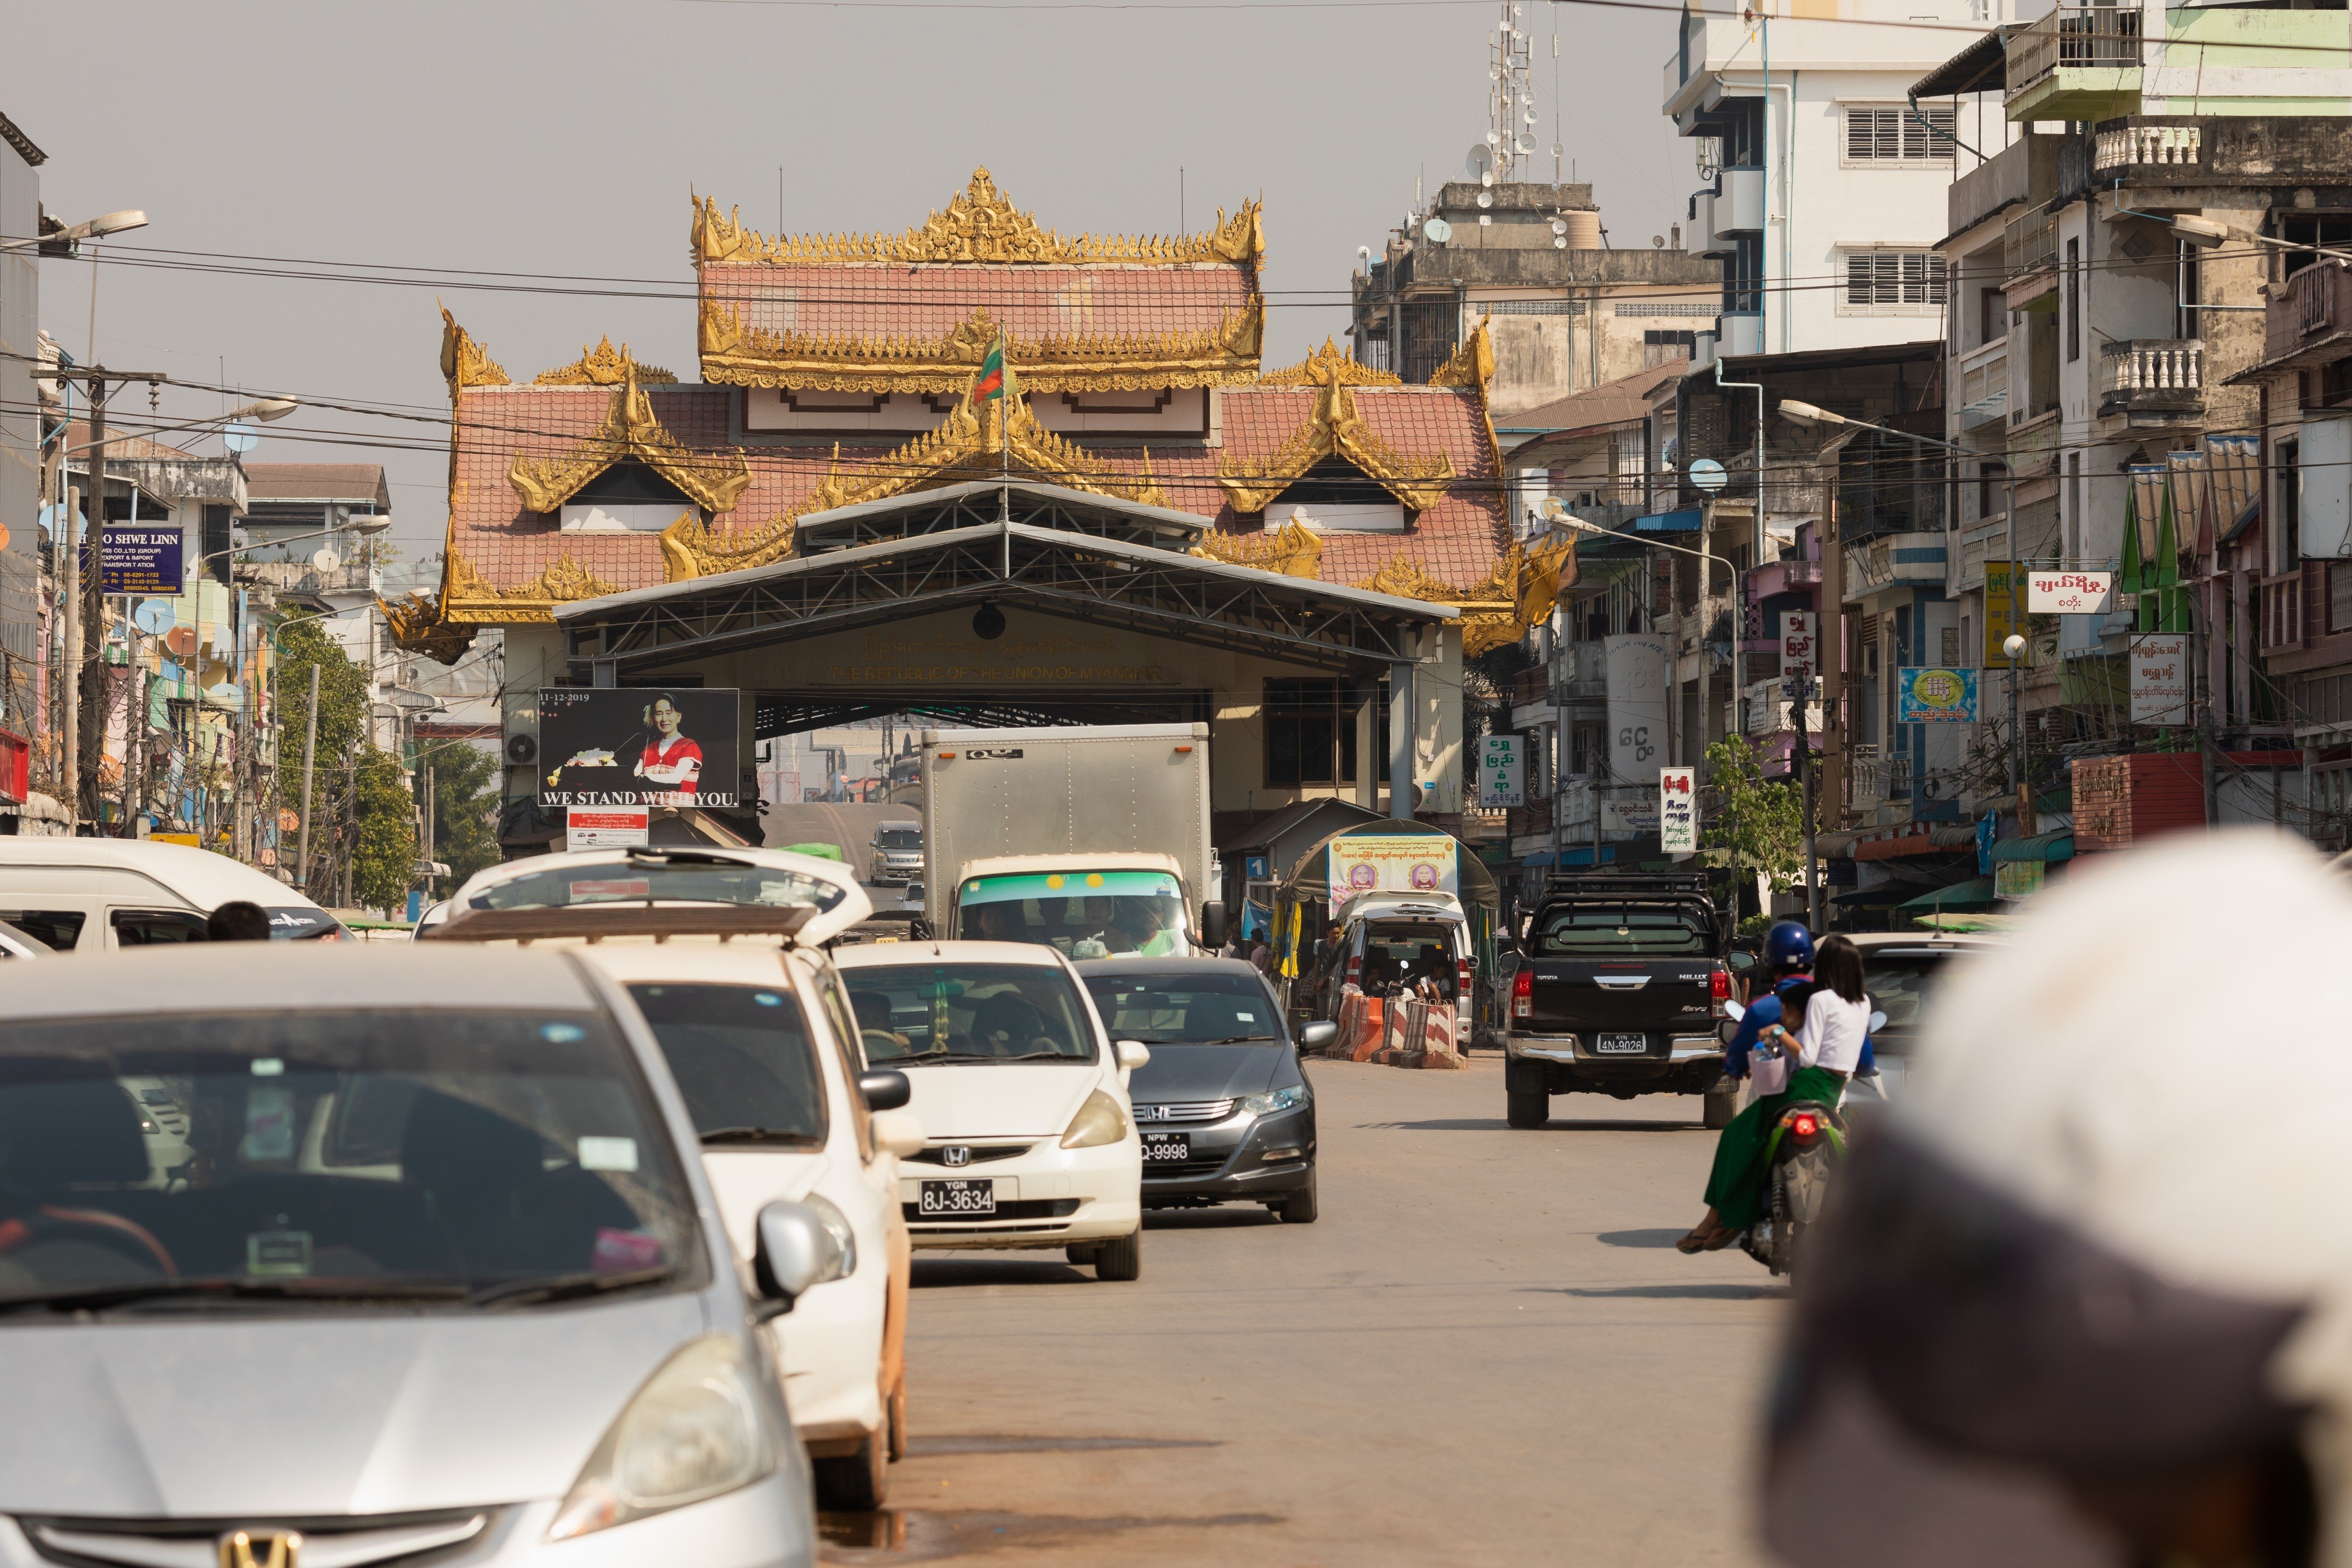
0, 839, 342, 949
0, 945, 836, 1568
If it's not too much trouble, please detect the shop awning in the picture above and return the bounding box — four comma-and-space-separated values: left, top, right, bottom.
1632, 509, 1702, 533
1898, 876, 1999, 913
1990, 831, 2074, 864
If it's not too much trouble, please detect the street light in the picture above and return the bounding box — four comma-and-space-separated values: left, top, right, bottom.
0, 208, 148, 255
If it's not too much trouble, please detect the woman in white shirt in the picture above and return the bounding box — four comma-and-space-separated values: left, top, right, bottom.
1796, 936, 1871, 1076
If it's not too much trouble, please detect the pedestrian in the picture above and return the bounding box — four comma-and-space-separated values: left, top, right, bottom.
204, 901, 273, 941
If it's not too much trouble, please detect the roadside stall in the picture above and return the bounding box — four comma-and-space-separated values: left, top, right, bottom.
1269, 822, 1501, 1063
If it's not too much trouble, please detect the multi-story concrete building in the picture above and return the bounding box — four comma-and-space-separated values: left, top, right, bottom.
1349, 181, 1718, 418
1664, 0, 2009, 364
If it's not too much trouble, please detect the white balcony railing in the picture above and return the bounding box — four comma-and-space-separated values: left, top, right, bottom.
2094, 122, 2200, 170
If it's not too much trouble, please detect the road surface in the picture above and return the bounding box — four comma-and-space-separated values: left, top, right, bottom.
764, 802, 918, 870
821, 1056, 1782, 1567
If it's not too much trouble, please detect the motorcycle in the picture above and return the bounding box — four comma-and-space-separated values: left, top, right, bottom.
1717, 998, 1884, 1279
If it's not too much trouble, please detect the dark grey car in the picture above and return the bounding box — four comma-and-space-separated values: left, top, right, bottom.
1075, 957, 1330, 1224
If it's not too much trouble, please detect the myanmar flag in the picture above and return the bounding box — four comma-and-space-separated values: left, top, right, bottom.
974, 335, 1010, 401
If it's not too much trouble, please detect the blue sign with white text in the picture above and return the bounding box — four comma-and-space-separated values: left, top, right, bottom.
80, 526, 184, 595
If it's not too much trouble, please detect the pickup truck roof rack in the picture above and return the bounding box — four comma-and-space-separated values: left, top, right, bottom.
1538, 873, 1712, 901
422, 903, 816, 945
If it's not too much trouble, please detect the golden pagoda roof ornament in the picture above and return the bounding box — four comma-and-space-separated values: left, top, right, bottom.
438, 304, 508, 398
1218, 347, 1455, 515
535, 336, 679, 387
692, 169, 1264, 271
1257, 338, 1401, 388
508, 363, 754, 515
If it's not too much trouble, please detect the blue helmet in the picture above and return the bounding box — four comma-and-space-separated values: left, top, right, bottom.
1763, 920, 1816, 971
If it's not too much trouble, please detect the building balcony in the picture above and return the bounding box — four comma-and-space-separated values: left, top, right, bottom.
1959, 339, 2009, 431
2004, 205, 2059, 295
2098, 338, 2204, 425
1550, 641, 1609, 705
1716, 168, 1764, 237
2094, 119, 2200, 173
1957, 515, 2009, 593
2009, 410, 2063, 477
1719, 310, 1763, 358
2005, 6, 2142, 123
2262, 258, 2352, 369
1844, 532, 1951, 600
1745, 557, 1822, 602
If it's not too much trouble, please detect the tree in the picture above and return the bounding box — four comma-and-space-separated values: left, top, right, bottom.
1702, 733, 1805, 899
419, 740, 501, 891
350, 747, 417, 913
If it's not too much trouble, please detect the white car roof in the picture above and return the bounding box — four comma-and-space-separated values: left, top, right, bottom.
448, 844, 872, 945
0, 944, 599, 1022
1343, 892, 1466, 924
0, 838, 323, 912
567, 942, 813, 987
833, 937, 1071, 971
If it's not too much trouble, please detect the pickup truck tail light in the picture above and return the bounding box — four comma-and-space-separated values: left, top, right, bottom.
1710, 967, 1731, 1017
1457, 955, 1473, 1005
1511, 968, 1532, 1021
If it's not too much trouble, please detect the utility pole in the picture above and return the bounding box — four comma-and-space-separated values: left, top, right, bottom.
76, 376, 109, 828
296, 662, 320, 892
60, 482, 82, 821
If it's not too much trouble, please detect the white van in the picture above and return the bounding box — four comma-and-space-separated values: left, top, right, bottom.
1318, 891, 1473, 1031
0, 839, 342, 950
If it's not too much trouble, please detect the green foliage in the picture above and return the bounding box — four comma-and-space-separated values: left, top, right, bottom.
351, 747, 417, 914
273, 617, 369, 766
419, 741, 501, 891
1702, 733, 1805, 895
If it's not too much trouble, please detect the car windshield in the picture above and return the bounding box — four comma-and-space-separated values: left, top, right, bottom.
956, 870, 1190, 959
264, 907, 342, 940
1863, 949, 1973, 1051
1362, 924, 1459, 995
1081, 970, 1281, 1044
466, 852, 849, 915
844, 964, 1096, 1065
876, 828, 921, 851
0, 1009, 702, 1313
1534, 906, 1711, 956
625, 983, 827, 1145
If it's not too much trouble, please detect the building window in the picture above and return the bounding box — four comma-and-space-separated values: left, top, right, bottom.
1264, 680, 1357, 789
1843, 105, 1957, 164
2332, 563, 2352, 635
2279, 441, 2302, 574
1976, 461, 2008, 523
1642, 329, 1696, 368
2065, 238, 2080, 363
1839, 249, 1947, 314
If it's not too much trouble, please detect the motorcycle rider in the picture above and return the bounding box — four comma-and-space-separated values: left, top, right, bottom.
1762, 832, 2352, 1568
1723, 920, 1876, 1087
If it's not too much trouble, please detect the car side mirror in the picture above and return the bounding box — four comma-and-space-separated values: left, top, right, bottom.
1199, 900, 1228, 951
1296, 1019, 1338, 1052
858, 1069, 911, 1111
869, 1109, 925, 1159
752, 1199, 843, 1319
1114, 1040, 1151, 1073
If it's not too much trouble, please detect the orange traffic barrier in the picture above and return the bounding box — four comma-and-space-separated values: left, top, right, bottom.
1328, 986, 1385, 1061
1368, 997, 1467, 1071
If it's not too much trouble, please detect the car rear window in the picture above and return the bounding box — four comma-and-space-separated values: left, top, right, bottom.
624, 982, 827, 1145
1080, 970, 1280, 1044
1534, 907, 1710, 956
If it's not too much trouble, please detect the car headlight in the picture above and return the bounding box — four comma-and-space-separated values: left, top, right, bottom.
802, 1194, 857, 1280
1241, 1084, 1309, 1118
1059, 1088, 1130, 1149
546, 1335, 775, 1541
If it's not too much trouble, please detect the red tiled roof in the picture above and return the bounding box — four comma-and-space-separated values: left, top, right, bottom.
703, 264, 1252, 353
443, 381, 1506, 603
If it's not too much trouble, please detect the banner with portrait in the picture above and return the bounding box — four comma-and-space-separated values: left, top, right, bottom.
1327, 835, 1461, 908
537, 687, 741, 808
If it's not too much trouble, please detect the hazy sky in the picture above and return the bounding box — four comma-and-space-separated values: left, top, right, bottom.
5, 0, 1686, 559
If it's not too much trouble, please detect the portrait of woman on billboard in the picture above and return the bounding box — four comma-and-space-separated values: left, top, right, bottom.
634, 693, 703, 800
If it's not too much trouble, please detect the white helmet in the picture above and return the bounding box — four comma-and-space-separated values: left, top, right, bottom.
1766, 832, 2352, 1568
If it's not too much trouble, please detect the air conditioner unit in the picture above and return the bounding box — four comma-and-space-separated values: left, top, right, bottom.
504, 732, 539, 767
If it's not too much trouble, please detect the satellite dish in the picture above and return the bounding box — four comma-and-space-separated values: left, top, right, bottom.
1551, 218, 1569, 236
133, 598, 175, 636
312, 549, 341, 573
1477, 192, 1493, 210
1553, 237, 1568, 249
164, 625, 198, 658
1467, 143, 1494, 178
1687, 458, 1729, 494
221, 420, 258, 454
204, 682, 242, 707
1424, 218, 1453, 244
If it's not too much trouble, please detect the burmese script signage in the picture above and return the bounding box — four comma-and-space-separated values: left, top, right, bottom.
539, 687, 742, 808
1328, 835, 1460, 907
2027, 570, 2114, 615
2129, 634, 2190, 726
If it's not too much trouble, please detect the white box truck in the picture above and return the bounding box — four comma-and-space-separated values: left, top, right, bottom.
919, 723, 1226, 957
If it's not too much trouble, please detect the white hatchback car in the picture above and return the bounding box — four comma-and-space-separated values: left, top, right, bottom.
833, 940, 1149, 1280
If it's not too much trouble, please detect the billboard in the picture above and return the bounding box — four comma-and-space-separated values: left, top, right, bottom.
1898, 667, 1979, 725
2027, 570, 2114, 615
538, 687, 741, 808
81, 525, 184, 595
1659, 767, 1697, 853
1477, 734, 1525, 808
1603, 634, 1669, 783
2129, 634, 2190, 725
1327, 835, 1460, 906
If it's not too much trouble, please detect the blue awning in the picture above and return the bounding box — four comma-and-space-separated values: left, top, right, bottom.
1990, 831, 2073, 864
1633, 509, 1703, 534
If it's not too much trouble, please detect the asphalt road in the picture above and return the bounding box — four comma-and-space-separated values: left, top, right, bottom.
820, 1056, 1783, 1567
764, 802, 918, 867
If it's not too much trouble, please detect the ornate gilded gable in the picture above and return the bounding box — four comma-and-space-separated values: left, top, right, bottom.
1258, 338, 1401, 388
438, 306, 508, 398
692, 169, 1263, 269
1346, 532, 1577, 657
1219, 354, 1455, 515
535, 337, 679, 386
507, 365, 754, 515
658, 511, 797, 584
1191, 517, 1324, 580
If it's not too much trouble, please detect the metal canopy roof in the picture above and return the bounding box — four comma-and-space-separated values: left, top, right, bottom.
794, 478, 1209, 553
557, 513, 1457, 678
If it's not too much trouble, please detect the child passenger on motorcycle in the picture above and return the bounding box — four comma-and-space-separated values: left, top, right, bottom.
1677, 953, 1861, 1254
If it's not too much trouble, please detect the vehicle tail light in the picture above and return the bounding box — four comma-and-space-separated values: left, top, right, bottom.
1346, 954, 1361, 988
1458, 955, 1473, 998
1512, 968, 1532, 1020
1710, 967, 1731, 1017
1789, 1111, 1821, 1141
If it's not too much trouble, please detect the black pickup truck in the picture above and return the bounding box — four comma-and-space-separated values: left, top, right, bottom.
1503, 875, 1732, 1130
